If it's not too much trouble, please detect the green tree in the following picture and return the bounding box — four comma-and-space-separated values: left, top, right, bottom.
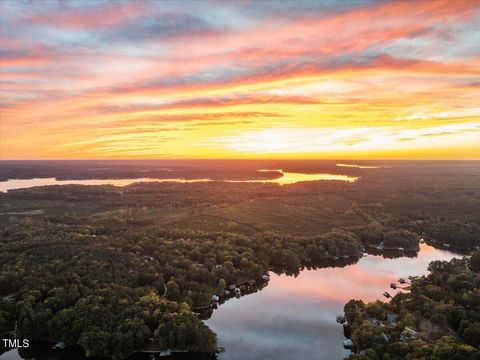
469, 251, 480, 273
463, 322, 480, 347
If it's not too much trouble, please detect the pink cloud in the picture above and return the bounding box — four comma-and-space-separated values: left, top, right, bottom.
27, 1, 148, 30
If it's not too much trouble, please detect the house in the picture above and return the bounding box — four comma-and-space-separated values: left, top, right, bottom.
399, 327, 418, 341
404, 327, 418, 335
52, 341, 66, 350
215, 265, 222, 269
336, 315, 346, 324
343, 339, 353, 349
381, 332, 390, 342
386, 313, 400, 325
211, 295, 220, 302
261, 274, 270, 281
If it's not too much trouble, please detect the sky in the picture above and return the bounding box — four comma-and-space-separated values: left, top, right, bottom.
0, 0, 479, 160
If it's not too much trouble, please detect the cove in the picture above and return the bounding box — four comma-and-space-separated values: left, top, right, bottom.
1, 243, 458, 360
205, 243, 458, 360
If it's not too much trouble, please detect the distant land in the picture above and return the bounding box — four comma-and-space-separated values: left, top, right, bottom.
1, 160, 479, 359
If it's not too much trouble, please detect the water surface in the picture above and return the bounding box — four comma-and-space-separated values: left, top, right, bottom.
0, 243, 458, 360
336, 163, 380, 169
206, 243, 458, 360
0, 170, 357, 192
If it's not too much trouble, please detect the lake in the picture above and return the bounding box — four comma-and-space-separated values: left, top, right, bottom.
206, 243, 458, 360
1, 243, 458, 360
0, 170, 358, 192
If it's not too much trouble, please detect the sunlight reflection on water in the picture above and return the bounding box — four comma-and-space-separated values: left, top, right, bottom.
0, 170, 357, 192
206, 243, 458, 360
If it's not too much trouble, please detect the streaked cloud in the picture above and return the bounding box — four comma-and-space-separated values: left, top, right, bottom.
213, 123, 480, 158
0, 0, 479, 159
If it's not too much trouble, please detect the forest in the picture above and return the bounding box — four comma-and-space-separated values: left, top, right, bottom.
342, 253, 480, 359
0, 161, 479, 358
0, 217, 364, 358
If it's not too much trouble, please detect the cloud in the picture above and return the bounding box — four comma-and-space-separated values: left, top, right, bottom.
398, 108, 480, 121
83, 111, 282, 126
104, 13, 226, 43
213, 123, 480, 155
0, 46, 57, 67
1, 0, 479, 159
26, 1, 148, 30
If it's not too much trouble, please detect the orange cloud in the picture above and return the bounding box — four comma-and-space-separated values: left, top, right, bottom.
1, 0, 479, 159
27, 1, 147, 30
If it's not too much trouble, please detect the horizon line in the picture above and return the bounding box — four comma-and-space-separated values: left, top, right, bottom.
1, 158, 480, 162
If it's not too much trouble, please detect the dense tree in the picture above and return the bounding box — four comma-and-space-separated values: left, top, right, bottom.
463, 322, 480, 348
345, 255, 480, 359
470, 252, 480, 273
1, 164, 479, 358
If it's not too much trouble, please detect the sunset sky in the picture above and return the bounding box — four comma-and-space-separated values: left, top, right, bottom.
1, 0, 479, 160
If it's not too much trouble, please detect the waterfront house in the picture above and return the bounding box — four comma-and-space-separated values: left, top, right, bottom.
234, 288, 241, 298
52, 341, 66, 350
399, 327, 418, 341
381, 332, 391, 342
386, 313, 400, 325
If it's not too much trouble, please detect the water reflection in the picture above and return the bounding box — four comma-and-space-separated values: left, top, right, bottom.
0, 177, 211, 192
0, 244, 459, 360
253, 170, 357, 185
336, 164, 380, 169
0, 171, 357, 192
206, 243, 458, 360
